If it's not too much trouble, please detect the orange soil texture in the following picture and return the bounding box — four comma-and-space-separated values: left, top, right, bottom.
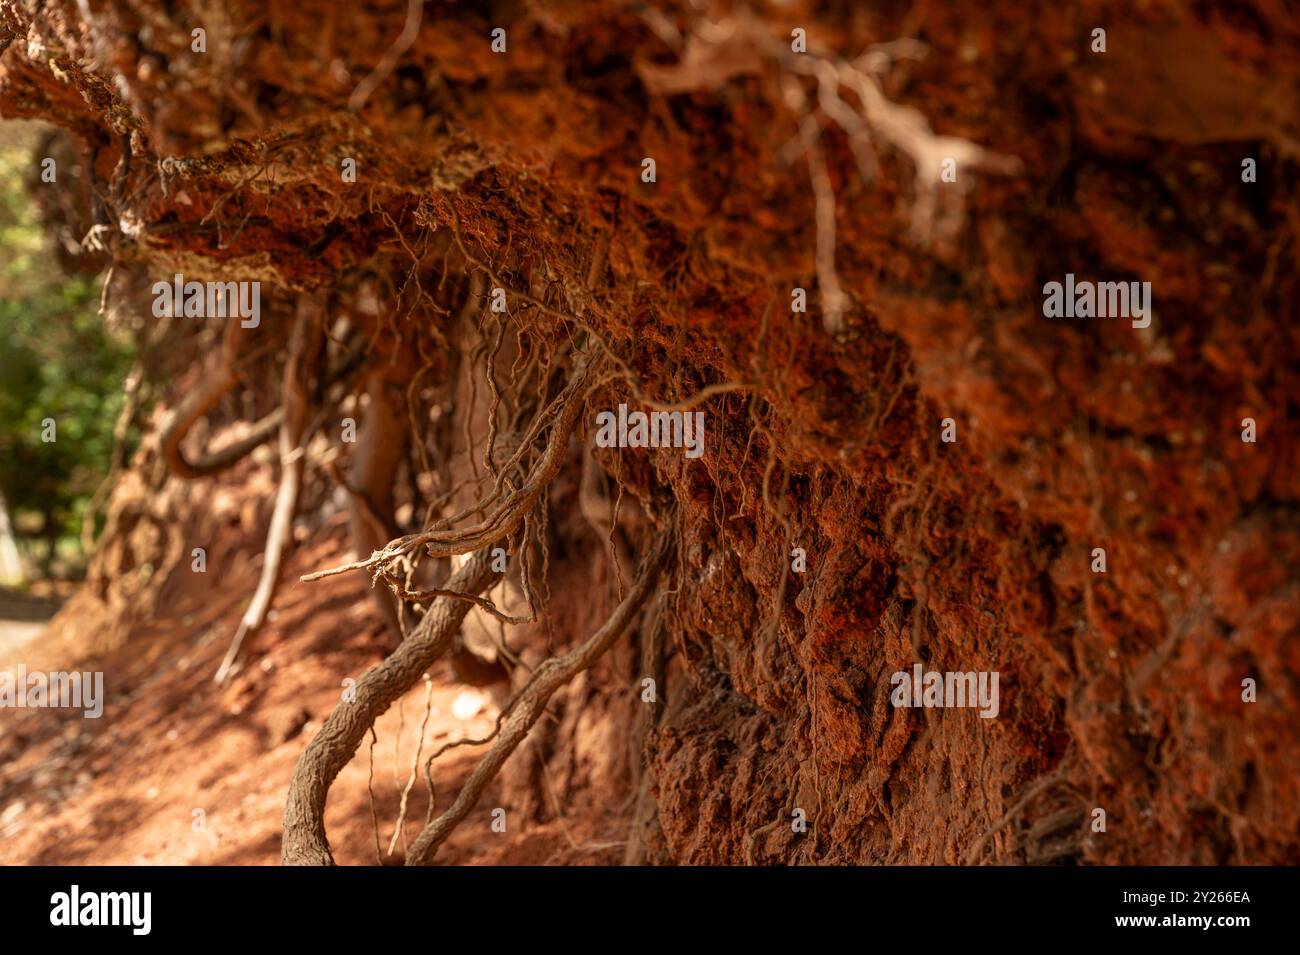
0, 1, 1297, 864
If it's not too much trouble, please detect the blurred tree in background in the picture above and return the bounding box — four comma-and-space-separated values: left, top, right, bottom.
0, 122, 134, 579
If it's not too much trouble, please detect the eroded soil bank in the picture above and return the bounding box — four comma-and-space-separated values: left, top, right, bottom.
0, 1, 1296, 864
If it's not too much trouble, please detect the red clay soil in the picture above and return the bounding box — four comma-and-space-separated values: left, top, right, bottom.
0, 1, 1297, 864
0, 468, 621, 865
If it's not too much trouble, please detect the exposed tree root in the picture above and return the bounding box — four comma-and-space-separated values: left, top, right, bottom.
639, 9, 1021, 331
157, 320, 284, 481
387, 672, 436, 859
963, 762, 1076, 866
302, 351, 601, 581
282, 548, 498, 865
215, 298, 324, 683
344, 346, 416, 639
404, 525, 675, 865
623, 587, 668, 865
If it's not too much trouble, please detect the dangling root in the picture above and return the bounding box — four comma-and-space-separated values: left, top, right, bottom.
158, 321, 284, 480
404, 525, 674, 865
158, 320, 367, 485
623, 587, 668, 865
302, 351, 601, 581
344, 351, 416, 639
215, 298, 324, 683
963, 762, 1074, 866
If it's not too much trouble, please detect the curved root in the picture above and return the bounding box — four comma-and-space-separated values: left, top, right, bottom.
158, 322, 282, 480
405, 525, 674, 865
281, 547, 497, 865
215, 299, 323, 683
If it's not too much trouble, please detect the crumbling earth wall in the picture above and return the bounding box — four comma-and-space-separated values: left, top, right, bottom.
1, 0, 1296, 864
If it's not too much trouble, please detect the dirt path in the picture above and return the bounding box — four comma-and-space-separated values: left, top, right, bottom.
0, 542, 616, 865
0, 590, 60, 662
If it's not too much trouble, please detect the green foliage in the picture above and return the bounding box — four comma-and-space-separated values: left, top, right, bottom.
0, 127, 133, 569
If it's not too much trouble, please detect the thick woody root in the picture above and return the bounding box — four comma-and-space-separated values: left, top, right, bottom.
405, 525, 675, 865
282, 549, 498, 865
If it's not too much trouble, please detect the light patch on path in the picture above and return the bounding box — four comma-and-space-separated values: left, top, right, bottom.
0, 591, 58, 662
